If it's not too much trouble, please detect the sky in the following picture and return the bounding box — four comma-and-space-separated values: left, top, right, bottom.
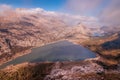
0, 0, 110, 14
0, 0, 66, 11
0, 0, 120, 26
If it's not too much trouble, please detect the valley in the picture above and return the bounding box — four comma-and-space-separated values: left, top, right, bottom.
0, 3, 120, 80
0, 9, 90, 65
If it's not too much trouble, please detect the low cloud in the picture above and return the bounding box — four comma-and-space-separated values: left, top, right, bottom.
57, 13, 99, 27
16, 7, 99, 26
64, 0, 103, 15
0, 4, 12, 13
100, 0, 120, 26
64, 0, 120, 26
0, 4, 99, 27
0, 4, 14, 16
0, 4, 12, 10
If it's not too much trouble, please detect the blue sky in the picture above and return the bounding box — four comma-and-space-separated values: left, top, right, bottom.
0, 0, 66, 11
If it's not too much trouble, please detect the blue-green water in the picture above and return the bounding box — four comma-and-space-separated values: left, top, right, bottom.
0, 40, 96, 69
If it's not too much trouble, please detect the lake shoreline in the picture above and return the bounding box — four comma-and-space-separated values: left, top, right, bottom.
0, 40, 96, 69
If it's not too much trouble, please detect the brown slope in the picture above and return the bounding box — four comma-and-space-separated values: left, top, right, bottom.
0, 10, 89, 65
81, 32, 120, 66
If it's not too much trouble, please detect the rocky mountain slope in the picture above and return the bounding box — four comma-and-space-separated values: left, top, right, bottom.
81, 32, 120, 66
0, 9, 90, 65
0, 30, 120, 80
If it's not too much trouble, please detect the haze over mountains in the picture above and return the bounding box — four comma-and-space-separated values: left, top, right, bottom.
0, 0, 120, 79
0, 7, 95, 65
0, 5, 120, 65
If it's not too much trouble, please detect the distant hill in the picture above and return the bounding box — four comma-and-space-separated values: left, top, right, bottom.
100, 26, 120, 36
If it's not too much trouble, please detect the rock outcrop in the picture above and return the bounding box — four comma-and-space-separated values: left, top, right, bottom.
0, 60, 120, 80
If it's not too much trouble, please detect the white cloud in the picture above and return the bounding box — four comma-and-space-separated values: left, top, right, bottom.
15, 8, 58, 16
64, 0, 120, 26
0, 4, 14, 16
100, 0, 120, 26
0, 4, 12, 11
19, 8, 99, 27
56, 13, 99, 26
0, 4, 99, 27
64, 0, 103, 15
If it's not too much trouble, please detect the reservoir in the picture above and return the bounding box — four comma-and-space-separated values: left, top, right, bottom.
0, 40, 96, 69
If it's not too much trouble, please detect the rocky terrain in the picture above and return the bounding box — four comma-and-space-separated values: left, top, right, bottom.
0, 8, 120, 80
0, 31, 120, 80
0, 59, 120, 80
0, 9, 90, 65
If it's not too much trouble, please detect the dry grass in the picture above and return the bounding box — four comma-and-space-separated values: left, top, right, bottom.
0, 62, 54, 80
80, 33, 120, 65
72, 73, 120, 80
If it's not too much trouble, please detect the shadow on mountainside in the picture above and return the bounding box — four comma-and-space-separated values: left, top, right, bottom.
102, 33, 120, 50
